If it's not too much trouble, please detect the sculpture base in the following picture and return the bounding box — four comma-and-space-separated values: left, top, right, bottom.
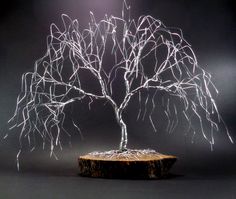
78, 149, 177, 179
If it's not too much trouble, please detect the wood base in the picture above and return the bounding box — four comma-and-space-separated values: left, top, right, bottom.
78, 149, 177, 179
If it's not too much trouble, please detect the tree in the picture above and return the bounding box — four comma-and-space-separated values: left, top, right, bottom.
8, 1, 233, 168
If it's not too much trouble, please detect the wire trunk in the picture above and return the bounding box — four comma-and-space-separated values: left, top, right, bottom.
115, 110, 128, 151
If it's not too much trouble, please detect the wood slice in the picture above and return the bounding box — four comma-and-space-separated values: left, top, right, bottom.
78, 149, 177, 179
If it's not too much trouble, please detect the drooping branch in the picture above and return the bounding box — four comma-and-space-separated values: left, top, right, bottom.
7, 0, 233, 169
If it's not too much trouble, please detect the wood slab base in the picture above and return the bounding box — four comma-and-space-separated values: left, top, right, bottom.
78, 149, 177, 179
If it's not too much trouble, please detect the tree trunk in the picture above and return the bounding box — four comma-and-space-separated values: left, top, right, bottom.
115, 110, 128, 151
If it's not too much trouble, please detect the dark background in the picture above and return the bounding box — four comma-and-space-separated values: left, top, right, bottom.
0, 0, 236, 198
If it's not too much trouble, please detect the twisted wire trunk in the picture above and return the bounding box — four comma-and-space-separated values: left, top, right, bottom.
115, 109, 128, 151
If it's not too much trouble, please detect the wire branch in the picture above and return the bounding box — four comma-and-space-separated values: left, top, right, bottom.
8, 0, 233, 169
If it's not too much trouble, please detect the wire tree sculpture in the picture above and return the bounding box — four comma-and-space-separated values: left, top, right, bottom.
7, 1, 233, 168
